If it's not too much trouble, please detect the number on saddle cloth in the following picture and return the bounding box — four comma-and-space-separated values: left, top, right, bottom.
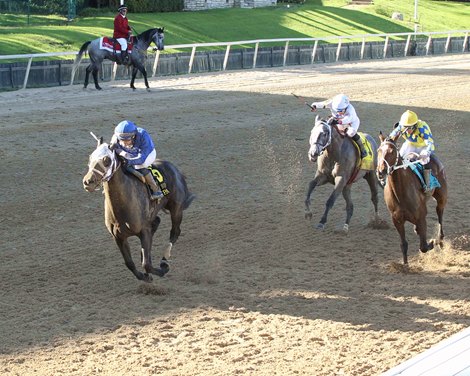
148, 166, 170, 196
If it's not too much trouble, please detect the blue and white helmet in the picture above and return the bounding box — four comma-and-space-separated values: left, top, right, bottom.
331, 94, 350, 113
115, 120, 137, 141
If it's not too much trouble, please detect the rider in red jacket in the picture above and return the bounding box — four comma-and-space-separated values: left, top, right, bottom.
113, 5, 132, 64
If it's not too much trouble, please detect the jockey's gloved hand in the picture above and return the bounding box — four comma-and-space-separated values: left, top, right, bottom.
420, 150, 430, 161
310, 104, 317, 112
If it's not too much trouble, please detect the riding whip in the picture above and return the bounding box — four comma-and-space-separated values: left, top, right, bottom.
292, 93, 314, 110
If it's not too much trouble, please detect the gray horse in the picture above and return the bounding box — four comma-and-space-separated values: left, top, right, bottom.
73, 27, 164, 91
305, 115, 380, 232
83, 137, 195, 282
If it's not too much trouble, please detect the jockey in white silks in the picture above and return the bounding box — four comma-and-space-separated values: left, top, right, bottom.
310, 93, 367, 158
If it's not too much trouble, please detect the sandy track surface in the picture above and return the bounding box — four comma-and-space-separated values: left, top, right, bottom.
1, 55, 469, 375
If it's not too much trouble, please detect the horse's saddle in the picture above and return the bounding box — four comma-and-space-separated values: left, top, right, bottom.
148, 166, 170, 196
353, 133, 374, 170
99, 37, 134, 53
408, 162, 441, 191
124, 165, 170, 196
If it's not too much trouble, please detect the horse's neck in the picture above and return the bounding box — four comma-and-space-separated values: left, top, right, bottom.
135, 32, 152, 50
328, 128, 348, 159
104, 166, 139, 210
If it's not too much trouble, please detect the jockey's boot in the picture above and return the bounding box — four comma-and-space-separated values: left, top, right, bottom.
144, 173, 164, 201
423, 168, 432, 196
121, 49, 129, 65
352, 134, 367, 158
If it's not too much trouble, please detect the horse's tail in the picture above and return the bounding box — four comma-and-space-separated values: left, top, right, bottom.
71, 41, 91, 84
183, 191, 196, 210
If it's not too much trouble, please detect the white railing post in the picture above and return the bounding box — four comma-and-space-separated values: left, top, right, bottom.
283, 41, 289, 66
152, 50, 161, 77
425, 35, 432, 55
22, 57, 33, 90
188, 46, 196, 74
445, 34, 451, 53
253, 42, 259, 69
383, 35, 389, 59
463, 32, 469, 53
336, 39, 342, 62
112, 62, 118, 81
404, 34, 411, 57
223, 45, 231, 71
311, 40, 318, 64
360, 37, 366, 60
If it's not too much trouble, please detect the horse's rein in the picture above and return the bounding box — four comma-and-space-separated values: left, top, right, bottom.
378, 140, 399, 175
313, 120, 332, 155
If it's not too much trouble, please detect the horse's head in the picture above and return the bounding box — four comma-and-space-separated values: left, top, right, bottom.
83, 142, 119, 192
152, 27, 165, 51
308, 115, 332, 162
376, 132, 399, 185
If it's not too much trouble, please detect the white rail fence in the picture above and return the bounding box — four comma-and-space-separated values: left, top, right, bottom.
0, 30, 468, 90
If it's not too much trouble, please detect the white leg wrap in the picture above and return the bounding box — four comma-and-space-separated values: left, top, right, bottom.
163, 242, 173, 260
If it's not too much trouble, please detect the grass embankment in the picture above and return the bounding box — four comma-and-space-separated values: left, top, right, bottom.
0, 0, 469, 55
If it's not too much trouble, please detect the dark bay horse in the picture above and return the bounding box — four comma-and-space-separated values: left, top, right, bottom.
377, 133, 447, 265
83, 137, 195, 282
305, 116, 380, 232
73, 27, 164, 91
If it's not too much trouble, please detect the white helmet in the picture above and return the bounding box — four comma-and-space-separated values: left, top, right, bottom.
331, 94, 350, 113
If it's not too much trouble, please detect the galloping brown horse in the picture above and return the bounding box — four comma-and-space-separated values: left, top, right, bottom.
83, 136, 195, 282
376, 133, 448, 264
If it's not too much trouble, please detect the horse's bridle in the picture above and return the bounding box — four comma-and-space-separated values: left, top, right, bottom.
377, 139, 400, 176
310, 119, 332, 157
88, 145, 119, 187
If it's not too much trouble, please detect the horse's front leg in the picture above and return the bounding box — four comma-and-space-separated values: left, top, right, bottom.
140, 229, 169, 278
318, 176, 347, 230
114, 236, 152, 282
341, 185, 353, 233
140, 67, 150, 91
305, 173, 327, 220
130, 66, 138, 90
391, 217, 408, 265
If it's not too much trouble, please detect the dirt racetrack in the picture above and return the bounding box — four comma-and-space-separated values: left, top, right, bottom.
1, 54, 469, 376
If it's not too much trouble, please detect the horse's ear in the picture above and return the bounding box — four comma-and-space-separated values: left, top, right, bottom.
315, 115, 320, 122
97, 136, 103, 147
378, 132, 385, 142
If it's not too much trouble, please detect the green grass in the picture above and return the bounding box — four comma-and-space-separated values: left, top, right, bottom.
0, 0, 469, 55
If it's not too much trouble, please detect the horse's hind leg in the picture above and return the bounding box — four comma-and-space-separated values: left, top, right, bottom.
84, 64, 92, 89
92, 66, 102, 90
114, 236, 152, 282
366, 172, 379, 218
433, 182, 447, 246
416, 218, 434, 253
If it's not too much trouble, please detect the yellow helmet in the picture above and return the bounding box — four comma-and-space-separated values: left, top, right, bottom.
399, 110, 418, 128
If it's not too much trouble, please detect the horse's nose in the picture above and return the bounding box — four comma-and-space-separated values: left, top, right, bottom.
83, 176, 95, 192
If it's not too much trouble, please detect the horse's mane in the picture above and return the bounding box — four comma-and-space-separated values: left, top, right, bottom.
138, 28, 162, 41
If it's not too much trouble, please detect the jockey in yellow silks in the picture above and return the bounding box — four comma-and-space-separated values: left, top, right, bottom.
389, 110, 435, 193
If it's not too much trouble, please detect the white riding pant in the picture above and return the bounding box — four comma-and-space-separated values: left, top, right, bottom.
400, 142, 430, 164
134, 149, 156, 169
117, 38, 128, 51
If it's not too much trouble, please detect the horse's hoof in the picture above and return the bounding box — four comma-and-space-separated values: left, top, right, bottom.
142, 273, 153, 283
146, 88, 151, 92
316, 223, 325, 230
160, 259, 170, 274
343, 224, 349, 233
305, 212, 312, 220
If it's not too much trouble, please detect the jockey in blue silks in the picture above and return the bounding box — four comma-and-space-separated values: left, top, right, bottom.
110, 120, 163, 200
388, 110, 435, 195
311, 93, 367, 158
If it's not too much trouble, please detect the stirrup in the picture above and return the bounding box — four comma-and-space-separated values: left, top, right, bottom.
151, 191, 164, 201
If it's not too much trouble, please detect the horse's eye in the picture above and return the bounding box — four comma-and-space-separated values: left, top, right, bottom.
102, 156, 111, 167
